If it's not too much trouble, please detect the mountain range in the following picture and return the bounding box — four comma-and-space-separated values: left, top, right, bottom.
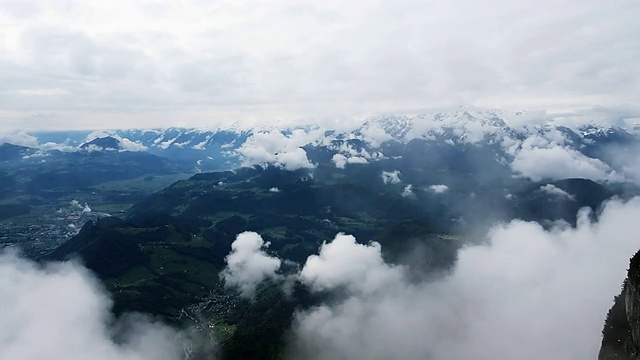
9, 108, 637, 182
2, 107, 640, 359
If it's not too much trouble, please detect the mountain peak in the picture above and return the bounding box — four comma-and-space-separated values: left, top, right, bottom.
362, 115, 413, 140
80, 136, 121, 151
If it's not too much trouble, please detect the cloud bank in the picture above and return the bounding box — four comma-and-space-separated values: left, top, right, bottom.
0, 252, 185, 360
287, 197, 640, 360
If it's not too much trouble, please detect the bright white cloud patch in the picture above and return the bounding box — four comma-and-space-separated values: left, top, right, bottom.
360, 125, 393, 148
0, 131, 39, 147
381, 170, 401, 185
331, 152, 370, 169
117, 137, 148, 152
288, 198, 640, 360
222, 231, 282, 298
85, 131, 110, 142
539, 184, 575, 200
429, 184, 449, 193
332, 154, 347, 169
347, 156, 368, 165
299, 234, 404, 296
511, 135, 623, 182
237, 130, 319, 170
401, 184, 415, 198
0, 252, 186, 360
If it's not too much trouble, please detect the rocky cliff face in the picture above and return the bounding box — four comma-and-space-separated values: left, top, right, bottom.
600, 250, 640, 360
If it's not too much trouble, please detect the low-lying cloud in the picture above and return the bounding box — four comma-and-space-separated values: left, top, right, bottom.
0, 131, 39, 148
299, 234, 404, 296
539, 184, 575, 200
429, 184, 449, 193
381, 170, 402, 185
222, 231, 282, 298
237, 130, 320, 170
0, 252, 186, 360
401, 184, 415, 198
287, 197, 640, 360
85, 131, 148, 152
510, 135, 623, 182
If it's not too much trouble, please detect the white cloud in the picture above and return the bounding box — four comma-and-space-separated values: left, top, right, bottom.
85, 131, 110, 142
0, 131, 39, 147
347, 156, 367, 165
597, 142, 640, 184
82, 144, 109, 153
222, 231, 282, 298
172, 141, 190, 148
40, 141, 76, 152
16, 87, 68, 96
539, 184, 575, 200
237, 130, 319, 170
299, 234, 404, 296
401, 184, 415, 198
21, 149, 48, 159
381, 170, 401, 185
330, 147, 373, 169
360, 125, 393, 148
117, 136, 147, 152
192, 140, 208, 150
332, 154, 347, 169
269, 187, 280, 193
0, 1, 638, 130
158, 137, 177, 150
288, 198, 640, 360
511, 135, 623, 182
276, 148, 316, 171
429, 184, 449, 193
0, 252, 186, 360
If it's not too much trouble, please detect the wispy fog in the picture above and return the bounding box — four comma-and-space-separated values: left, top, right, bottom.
0, 252, 186, 360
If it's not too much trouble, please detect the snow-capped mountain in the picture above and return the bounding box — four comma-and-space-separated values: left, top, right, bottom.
362, 115, 413, 140
14, 108, 640, 183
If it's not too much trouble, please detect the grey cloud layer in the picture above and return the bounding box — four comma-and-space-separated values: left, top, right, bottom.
0, 1, 639, 130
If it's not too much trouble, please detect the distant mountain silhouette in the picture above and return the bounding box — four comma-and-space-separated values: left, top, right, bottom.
0, 143, 35, 161
80, 136, 121, 150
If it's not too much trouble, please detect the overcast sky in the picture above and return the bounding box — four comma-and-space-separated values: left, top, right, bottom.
0, 0, 639, 131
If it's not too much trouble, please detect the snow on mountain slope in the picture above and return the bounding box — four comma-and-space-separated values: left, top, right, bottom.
14, 108, 640, 183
